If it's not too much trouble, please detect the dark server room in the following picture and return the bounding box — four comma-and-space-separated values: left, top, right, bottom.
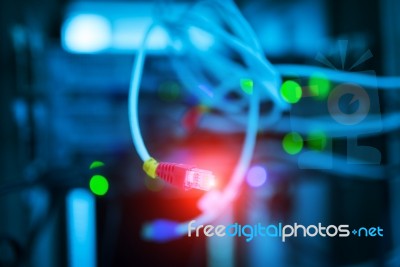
1, 0, 400, 266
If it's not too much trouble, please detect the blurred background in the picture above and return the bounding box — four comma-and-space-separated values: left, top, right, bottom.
1, 0, 400, 266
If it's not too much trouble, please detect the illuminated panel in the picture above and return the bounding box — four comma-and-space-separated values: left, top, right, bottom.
62, 14, 112, 53
61, 2, 189, 54
66, 189, 96, 267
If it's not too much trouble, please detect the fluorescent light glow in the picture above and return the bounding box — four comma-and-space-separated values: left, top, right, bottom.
66, 189, 96, 267
62, 14, 112, 53
61, 2, 189, 54
113, 18, 169, 51
188, 26, 215, 51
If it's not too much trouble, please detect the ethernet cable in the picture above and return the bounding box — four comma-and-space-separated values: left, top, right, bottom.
275, 64, 400, 89
198, 111, 400, 136
166, 0, 286, 112
129, 0, 284, 193
128, 24, 215, 191
135, 0, 284, 242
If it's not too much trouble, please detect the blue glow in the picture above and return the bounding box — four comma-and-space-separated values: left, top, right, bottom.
113, 20, 169, 51
61, 2, 187, 53
62, 14, 112, 53
246, 165, 268, 188
66, 189, 96, 267
188, 26, 215, 51
142, 220, 179, 243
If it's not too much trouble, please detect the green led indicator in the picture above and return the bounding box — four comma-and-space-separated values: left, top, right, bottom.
89, 175, 109, 196
158, 81, 181, 101
307, 131, 327, 151
89, 161, 105, 169
309, 73, 330, 100
280, 81, 302, 103
282, 132, 303, 155
240, 78, 253, 95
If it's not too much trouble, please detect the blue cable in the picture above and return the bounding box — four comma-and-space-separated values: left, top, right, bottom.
276, 64, 400, 89
128, 26, 155, 162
